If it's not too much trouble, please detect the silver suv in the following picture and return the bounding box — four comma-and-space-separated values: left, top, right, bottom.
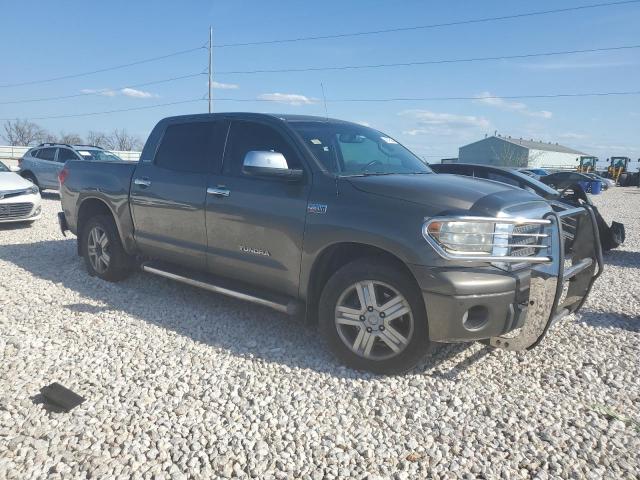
19, 143, 122, 191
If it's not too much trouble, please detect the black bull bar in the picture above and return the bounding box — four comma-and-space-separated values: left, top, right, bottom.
489, 204, 603, 351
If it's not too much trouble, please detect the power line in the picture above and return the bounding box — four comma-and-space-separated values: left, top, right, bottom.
0, 46, 206, 89
209, 90, 640, 103
323, 91, 640, 103
5, 90, 638, 121
214, 0, 640, 47
0, 98, 205, 121
0, 73, 206, 105
5, 44, 635, 105
216, 44, 640, 75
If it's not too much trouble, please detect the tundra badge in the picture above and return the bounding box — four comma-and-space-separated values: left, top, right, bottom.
239, 245, 271, 257
307, 203, 328, 214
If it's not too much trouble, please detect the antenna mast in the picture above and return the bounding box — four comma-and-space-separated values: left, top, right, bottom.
320, 82, 328, 120
208, 26, 213, 113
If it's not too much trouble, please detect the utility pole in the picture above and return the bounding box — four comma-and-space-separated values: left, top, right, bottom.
208, 26, 213, 113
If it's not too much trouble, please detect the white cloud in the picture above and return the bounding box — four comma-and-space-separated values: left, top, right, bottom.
400, 110, 490, 136
81, 87, 157, 98
211, 81, 239, 90
81, 88, 117, 97
474, 92, 552, 119
120, 88, 156, 98
258, 93, 317, 106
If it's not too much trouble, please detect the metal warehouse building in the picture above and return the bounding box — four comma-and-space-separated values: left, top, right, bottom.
458, 135, 588, 170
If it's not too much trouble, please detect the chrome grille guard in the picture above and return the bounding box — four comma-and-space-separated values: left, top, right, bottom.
424, 205, 603, 351
489, 205, 603, 351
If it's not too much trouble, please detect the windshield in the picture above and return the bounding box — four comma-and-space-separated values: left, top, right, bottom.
76, 149, 122, 162
290, 122, 432, 175
611, 158, 627, 168
0, 161, 9, 173
508, 169, 560, 197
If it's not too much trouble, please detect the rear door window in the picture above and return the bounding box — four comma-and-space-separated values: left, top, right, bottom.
57, 148, 80, 162
154, 121, 224, 173
37, 148, 57, 161
28, 148, 40, 158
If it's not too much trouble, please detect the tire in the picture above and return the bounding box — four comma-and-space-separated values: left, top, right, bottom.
618, 173, 628, 186
21, 172, 40, 190
319, 257, 430, 374
81, 214, 132, 282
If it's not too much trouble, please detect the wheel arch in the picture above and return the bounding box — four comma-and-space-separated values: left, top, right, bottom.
304, 241, 422, 324
20, 170, 38, 182
76, 197, 128, 256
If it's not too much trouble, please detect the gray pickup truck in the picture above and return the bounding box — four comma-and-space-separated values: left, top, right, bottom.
58, 113, 602, 373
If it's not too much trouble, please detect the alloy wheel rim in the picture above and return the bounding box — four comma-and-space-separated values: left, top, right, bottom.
334, 280, 414, 360
87, 226, 110, 274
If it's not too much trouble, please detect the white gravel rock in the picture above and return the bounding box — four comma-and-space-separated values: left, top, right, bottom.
0, 189, 638, 479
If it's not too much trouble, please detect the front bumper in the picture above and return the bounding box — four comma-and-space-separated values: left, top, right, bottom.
413, 205, 602, 350
0, 193, 42, 223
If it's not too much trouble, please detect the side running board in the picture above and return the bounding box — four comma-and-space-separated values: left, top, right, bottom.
141, 262, 301, 315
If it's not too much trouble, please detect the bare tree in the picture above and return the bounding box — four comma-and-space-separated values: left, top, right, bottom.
58, 132, 84, 145
86, 131, 110, 148
106, 129, 143, 151
2, 119, 48, 146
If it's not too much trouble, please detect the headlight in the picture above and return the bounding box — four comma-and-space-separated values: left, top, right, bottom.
27, 185, 39, 194
424, 220, 494, 254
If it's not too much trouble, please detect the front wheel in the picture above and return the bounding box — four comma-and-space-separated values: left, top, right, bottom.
21, 172, 40, 190
319, 258, 430, 374
81, 215, 132, 282
618, 173, 628, 186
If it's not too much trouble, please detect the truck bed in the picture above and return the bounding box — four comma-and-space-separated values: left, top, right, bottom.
59, 160, 138, 250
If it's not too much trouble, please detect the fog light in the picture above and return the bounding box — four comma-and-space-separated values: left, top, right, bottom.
462, 306, 489, 331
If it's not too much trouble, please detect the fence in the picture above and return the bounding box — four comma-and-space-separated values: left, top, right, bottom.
0, 145, 141, 162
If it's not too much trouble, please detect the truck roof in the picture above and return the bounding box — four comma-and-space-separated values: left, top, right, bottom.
158, 112, 361, 126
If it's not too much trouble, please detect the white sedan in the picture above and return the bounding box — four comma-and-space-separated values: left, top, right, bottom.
0, 160, 41, 224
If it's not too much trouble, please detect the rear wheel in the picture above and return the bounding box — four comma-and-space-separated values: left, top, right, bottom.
625, 173, 639, 187
319, 258, 429, 374
81, 215, 132, 282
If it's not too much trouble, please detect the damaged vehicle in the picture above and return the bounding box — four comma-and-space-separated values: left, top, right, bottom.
58, 114, 602, 373
431, 163, 625, 252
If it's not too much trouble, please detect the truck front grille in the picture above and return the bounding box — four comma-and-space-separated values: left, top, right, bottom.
508, 223, 543, 258
0, 202, 33, 219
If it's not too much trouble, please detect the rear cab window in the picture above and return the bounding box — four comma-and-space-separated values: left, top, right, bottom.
154, 121, 225, 173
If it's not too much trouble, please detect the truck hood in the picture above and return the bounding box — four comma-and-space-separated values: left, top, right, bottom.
347, 173, 547, 216
0, 172, 34, 191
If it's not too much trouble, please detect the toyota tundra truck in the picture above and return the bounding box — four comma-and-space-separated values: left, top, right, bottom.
58, 113, 602, 374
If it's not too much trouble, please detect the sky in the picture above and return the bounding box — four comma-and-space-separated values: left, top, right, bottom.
0, 0, 639, 161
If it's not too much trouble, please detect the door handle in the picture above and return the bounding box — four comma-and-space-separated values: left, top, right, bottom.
134, 178, 151, 188
207, 186, 230, 197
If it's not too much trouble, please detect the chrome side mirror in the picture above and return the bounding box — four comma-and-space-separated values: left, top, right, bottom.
242, 150, 303, 180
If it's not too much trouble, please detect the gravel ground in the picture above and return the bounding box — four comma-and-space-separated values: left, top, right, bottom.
0, 189, 638, 479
